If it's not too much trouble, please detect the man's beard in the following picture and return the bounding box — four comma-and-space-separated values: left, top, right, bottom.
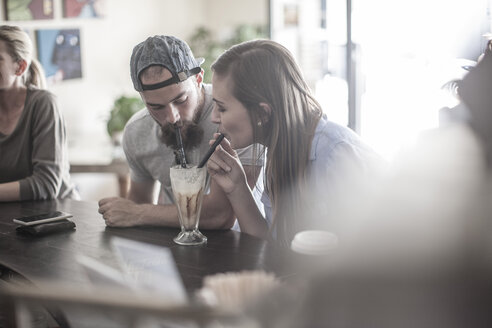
159, 95, 204, 151
160, 119, 204, 151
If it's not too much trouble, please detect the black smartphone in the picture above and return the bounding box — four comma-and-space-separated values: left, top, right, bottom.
13, 211, 73, 226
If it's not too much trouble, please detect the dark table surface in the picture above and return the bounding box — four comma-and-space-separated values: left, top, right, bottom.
0, 199, 291, 294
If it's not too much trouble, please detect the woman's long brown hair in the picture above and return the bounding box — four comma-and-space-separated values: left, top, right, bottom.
212, 39, 322, 245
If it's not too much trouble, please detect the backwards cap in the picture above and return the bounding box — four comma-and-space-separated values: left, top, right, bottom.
130, 35, 204, 91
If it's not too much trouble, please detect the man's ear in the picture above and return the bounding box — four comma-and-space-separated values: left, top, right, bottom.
16, 60, 28, 76
195, 68, 204, 88
258, 102, 272, 124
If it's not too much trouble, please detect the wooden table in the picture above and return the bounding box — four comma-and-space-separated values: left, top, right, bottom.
0, 199, 288, 291
0, 199, 291, 327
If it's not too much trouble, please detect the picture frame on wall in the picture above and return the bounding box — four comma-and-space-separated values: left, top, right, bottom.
6, 0, 54, 21
63, 0, 107, 18
36, 28, 82, 84
283, 3, 299, 27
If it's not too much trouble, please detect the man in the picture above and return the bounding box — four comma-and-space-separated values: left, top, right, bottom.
98, 35, 262, 229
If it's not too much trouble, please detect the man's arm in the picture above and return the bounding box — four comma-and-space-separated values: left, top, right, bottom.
127, 179, 155, 204
99, 165, 260, 229
99, 179, 179, 227
0, 181, 20, 202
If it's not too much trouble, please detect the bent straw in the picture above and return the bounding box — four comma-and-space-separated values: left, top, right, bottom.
175, 125, 187, 168
197, 134, 225, 168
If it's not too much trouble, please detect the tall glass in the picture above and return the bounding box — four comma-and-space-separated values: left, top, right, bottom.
170, 165, 208, 245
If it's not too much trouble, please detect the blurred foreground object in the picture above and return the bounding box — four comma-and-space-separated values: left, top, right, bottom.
244, 46, 492, 328
459, 41, 492, 167
197, 271, 281, 311
290, 230, 338, 256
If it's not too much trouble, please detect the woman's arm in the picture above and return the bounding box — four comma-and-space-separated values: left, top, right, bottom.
207, 137, 268, 238
0, 181, 20, 201
18, 92, 68, 200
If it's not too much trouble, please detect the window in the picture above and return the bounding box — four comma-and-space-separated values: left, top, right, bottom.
271, 0, 491, 160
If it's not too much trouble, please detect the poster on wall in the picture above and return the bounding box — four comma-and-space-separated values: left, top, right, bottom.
6, 0, 54, 21
283, 3, 299, 27
36, 29, 82, 84
63, 0, 107, 18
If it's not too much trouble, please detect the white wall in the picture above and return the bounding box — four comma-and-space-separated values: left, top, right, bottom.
1, 0, 267, 158
0, 0, 267, 200
205, 0, 269, 38
3, 0, 207, 158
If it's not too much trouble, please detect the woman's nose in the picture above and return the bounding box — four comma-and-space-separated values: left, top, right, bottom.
211, 105, 221, 124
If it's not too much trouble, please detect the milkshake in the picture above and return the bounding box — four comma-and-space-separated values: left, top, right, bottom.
170, 165, 208, 245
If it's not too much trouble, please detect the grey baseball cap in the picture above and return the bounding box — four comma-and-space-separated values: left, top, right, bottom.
130, 35, 204, 91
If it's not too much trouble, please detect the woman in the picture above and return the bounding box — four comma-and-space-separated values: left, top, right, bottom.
207, 39, 380, 245
0, 25, 77, 201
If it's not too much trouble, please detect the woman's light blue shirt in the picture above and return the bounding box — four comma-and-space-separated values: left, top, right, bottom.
260, 115, 381, 233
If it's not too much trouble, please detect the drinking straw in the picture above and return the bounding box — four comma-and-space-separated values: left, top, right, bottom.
175, 125, 187, 168
197, 134, 225, 168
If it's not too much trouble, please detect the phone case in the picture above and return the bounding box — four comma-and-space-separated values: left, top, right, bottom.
13, 211, 72, 225
16, 219, 76, 236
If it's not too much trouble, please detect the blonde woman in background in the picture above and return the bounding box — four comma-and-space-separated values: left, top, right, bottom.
207, 40, 381, 246
0, 25, 77, 201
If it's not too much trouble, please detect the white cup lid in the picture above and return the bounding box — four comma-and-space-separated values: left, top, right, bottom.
291, 230, 338, 255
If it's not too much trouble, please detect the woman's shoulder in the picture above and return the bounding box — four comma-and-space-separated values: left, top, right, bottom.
314, 116, 362, 151
27, 86, 56, 102
312, 115, 385, 169
26, 87, 58, 114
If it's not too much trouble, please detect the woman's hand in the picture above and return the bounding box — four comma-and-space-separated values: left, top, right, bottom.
207, 134, 269, 239
207, 134, 248, 195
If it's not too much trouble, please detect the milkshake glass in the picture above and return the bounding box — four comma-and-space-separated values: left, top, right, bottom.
170, 165, 208, 245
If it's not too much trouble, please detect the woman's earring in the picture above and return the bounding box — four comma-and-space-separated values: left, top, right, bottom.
257, 121, 262, 127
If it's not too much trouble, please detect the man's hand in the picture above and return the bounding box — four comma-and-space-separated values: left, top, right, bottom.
98, 197, 144, 227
